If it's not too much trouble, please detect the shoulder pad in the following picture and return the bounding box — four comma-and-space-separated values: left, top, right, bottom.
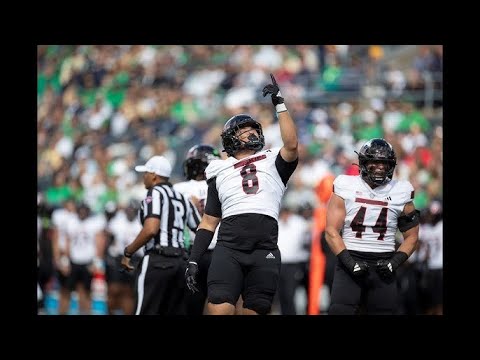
205, 159, 224, 181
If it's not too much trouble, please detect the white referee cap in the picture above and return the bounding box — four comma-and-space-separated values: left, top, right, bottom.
135, 155, 172, 177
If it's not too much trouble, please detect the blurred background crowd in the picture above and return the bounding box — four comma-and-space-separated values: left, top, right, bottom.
37, 45, 443, 315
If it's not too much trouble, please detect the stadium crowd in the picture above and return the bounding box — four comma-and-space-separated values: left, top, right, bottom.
37, 45, 442, 315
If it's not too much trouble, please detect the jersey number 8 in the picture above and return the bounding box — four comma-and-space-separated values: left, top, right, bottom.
240, 163, 259, 194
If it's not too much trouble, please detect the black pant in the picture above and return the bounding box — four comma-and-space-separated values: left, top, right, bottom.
134, 252, 187, 315
186, 249, 213, 315
329, 256, 397, 315
278, 262, 307, 315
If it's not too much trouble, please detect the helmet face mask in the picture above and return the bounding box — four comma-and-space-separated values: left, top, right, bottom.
356, 138, 397, 186
183, 144, 220, 180
126, 200, 140, 221
221, 114, 265, 156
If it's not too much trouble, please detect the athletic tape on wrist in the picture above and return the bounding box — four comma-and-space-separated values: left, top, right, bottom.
276, 103, 287, 113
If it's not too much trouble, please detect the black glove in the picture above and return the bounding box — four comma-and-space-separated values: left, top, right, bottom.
376, 259, 394, 281
185, 261, 199, 293
262, 73, 284, 106
337, 249, 369, 278
376, 251, 408, 281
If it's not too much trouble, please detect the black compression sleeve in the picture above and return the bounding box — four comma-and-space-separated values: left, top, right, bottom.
275, 153, 299, 186
205, 177, 222, 217
189, 229, 215, 263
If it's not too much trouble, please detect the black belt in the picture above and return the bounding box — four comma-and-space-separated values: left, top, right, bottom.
146, 245, 185, 257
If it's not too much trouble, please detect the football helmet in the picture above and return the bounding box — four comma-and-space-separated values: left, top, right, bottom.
125, 199, 140, 221
183, 144, 220, 180
77, 202, 91, 220
221, 114, 265, 156
355, 138, 396, 186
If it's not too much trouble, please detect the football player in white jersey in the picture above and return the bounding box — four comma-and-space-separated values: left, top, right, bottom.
325, 138, 419, 314
421, 200, 443, 315
51, 199, 77, 315
65, 203, 107, 314
173, 144, 221, 315
185, 73, 299, 315
105, 201, 143, 315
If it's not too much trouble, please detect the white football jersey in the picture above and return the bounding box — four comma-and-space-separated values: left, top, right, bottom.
174, 179, 218, 249
67, 215, 105, 265
51, 208, 77, 251
334, 175, 414, 253
277, 213, 310, 263
107, 211, 144, 257
420, 220, 443, 269
205, 147, 287, 221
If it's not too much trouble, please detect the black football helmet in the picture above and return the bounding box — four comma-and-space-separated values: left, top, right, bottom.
355, 138, 397, 186
125, 199, 140, 221
221, 114, 265, 156
183, 144, 220, 180
76, 202, 91, 220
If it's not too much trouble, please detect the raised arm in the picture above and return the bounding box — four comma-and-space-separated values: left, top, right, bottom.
263, 73, 298, 162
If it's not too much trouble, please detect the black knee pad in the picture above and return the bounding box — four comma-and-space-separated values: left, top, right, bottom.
208, 289, 236, 306
244, 294, 272, 315
328, 303, 358, 315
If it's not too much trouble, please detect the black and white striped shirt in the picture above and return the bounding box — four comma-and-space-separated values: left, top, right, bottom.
139, 182, 201, 252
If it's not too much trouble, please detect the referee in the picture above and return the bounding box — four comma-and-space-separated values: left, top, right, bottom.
121, 155, 201, 315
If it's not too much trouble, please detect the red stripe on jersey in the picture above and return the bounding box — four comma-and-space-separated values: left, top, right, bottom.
234, 154, 267, 169
355, 197, 388, 206
411, 190, 415, 199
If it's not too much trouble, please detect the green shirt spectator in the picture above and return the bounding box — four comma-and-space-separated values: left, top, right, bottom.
45, 185, 72, 206
396, 109, 430, 133
355, 125, 383, 142
413, 189, 429, 210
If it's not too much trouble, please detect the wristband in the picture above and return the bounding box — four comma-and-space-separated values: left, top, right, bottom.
337, 249, 355, 269
275, 103, 287, 113
391, 251, 408, 269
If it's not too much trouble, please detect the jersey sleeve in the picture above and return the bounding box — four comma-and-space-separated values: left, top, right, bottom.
270, 147, 282, 155
51, 210, 61, 228
65, 217, 77, 238
205, 159, 224, 181
400, 180, 415, 205
333, 175, 350, 200
172, 182, 185, 193
186, 198, 202, 231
